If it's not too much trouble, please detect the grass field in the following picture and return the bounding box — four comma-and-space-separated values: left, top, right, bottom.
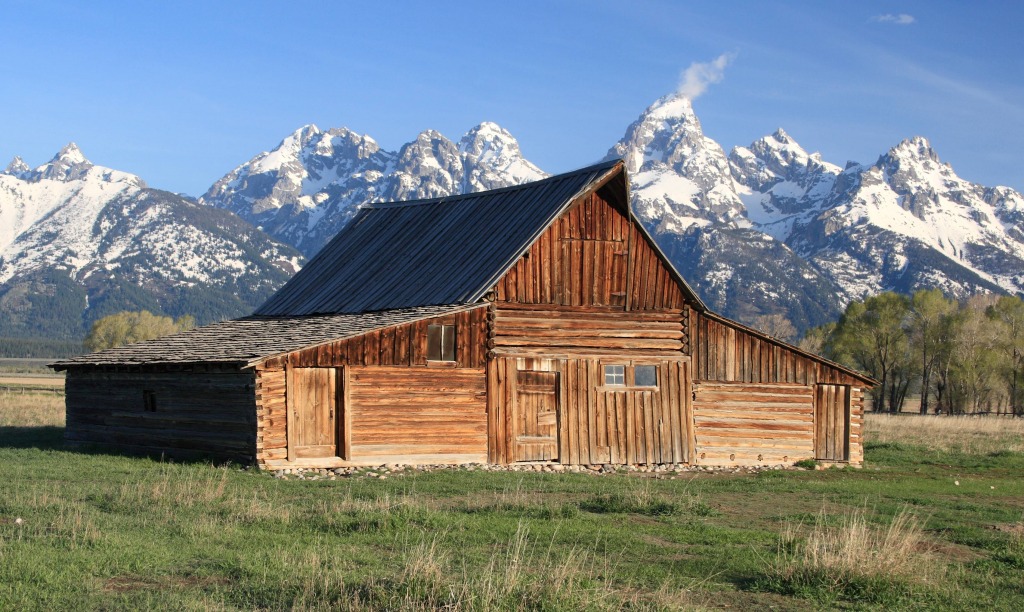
1, 391, 1022, 610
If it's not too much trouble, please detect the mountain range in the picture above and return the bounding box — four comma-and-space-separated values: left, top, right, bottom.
2, 92, 1021, 341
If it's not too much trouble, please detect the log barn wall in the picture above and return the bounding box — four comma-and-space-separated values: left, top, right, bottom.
64, 367, 257, 463
690, 311, 865, 465
487, 356, 692, 465
347, 367, 486, 465
255, 307, 488, 467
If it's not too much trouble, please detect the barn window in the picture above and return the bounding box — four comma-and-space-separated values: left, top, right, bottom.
604, 365, 625, 386
633, 365, 658, 387
427, 324, 456, 361
142, 390, 157, 412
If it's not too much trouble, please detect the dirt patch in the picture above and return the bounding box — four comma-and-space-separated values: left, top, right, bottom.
992, 523, 1024, 536
916, 538, 986, 562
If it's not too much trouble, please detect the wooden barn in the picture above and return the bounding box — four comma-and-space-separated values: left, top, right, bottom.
53, 160, 873, 469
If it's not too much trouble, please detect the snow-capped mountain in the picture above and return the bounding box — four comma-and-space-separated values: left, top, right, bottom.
0, 146, 302, 339
606, 93, 746, 234
604, 95, 847, 329
600, 92, 1023, 328
7, 91, 1021, 344
781, 137, 1024, 300
201, 122, 545, 256
730, 129, 842, 240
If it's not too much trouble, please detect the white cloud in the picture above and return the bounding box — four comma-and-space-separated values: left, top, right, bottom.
873, 13, 916, 25
678, 53, 736, 100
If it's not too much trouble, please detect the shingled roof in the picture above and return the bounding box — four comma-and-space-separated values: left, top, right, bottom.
255, 159, 633, 316
51, 304, 475, 370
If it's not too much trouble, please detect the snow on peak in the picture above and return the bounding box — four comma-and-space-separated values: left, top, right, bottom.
606, 92, 744, 231
643, 92, 697, 122
4, 156, 30, 177
32, 142, 95, 182
55, 142, 88, 164
459, 122, 546, 189
888, 136, 939, 164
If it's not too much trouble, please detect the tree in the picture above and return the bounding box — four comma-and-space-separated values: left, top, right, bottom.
907, 289, 957, 414
945, 296, 1002, 414
84, 311, 195, 352
798, 322, 835, 355
987, 295, 1024, 416
753, 313, 798, 343
828, 292, 912, 412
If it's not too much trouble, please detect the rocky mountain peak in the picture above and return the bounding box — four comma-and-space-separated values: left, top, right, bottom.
607, 93, 744, 231
34, 142, 94, 181
458, 122, 545, 189
4, 156, 30, 177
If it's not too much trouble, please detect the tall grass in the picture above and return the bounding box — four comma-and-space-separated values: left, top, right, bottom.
765, 505, 932, 605
866, 412, 1024, 454
0, 389, 64, 427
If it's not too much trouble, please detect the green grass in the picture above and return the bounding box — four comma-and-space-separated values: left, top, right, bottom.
2, 392, 1023, 610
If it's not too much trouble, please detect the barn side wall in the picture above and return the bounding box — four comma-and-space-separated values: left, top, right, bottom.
64, 366, 257, 463
255, 308, 488, 468
691, 312, 865, 465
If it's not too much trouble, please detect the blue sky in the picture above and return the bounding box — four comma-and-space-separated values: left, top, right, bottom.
2, 1, 1022, 196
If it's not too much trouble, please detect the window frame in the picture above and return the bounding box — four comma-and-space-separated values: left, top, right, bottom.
427, 324, 456, 362
603, 364, 626, 386
632, 364, 658, 388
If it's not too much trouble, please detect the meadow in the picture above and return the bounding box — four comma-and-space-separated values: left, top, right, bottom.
1, 390, 1022, 610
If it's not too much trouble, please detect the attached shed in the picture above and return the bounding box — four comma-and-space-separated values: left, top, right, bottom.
54, 159, 873, 469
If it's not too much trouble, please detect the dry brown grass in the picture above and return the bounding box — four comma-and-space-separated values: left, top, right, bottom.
865, 412, 1024, 454
0, 389, 64, 427
769, 505, 936, 603
782, 507, 925, 578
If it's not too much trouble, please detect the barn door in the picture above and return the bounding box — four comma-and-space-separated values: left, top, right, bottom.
287, 367, 341, 460
815, 384, 850, 461
514, 370, 559, 461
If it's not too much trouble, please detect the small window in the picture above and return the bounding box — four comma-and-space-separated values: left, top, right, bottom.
427, 324, 456, 361
634, 365, 658, 387
604, 365, 625, 386
143, 390, 157, 412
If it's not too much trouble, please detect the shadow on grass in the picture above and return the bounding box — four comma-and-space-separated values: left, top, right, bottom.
0, 425, 65, 450
0, 426, 246, 468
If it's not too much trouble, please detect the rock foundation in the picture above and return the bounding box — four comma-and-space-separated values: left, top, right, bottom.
271, 462, 807, 480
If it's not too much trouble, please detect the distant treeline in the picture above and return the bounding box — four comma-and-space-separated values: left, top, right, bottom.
0, 337, 85, 358
802, 290, 1024, 416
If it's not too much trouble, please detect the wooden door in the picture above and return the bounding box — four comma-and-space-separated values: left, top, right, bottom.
514, 370, 559, 461
287, 367, 340, 460
815, 384, 850, 461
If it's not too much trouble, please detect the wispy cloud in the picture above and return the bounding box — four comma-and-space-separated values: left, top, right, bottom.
872, 13, 915, 25
678, 53, 736, 100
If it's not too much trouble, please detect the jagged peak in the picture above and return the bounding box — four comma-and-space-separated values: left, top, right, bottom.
31, 142, 95, 181
53, 142, 90, 165
459, 122, 521, 154
643, 92, 697, 121
887, 136, 940, 164
462, 121, 514, 141
413, 128, 450, 143
4, 156, 30, 176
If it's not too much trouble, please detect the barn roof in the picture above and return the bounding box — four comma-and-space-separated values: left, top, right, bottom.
255, 159, 705, 315
50, 304, 477, 370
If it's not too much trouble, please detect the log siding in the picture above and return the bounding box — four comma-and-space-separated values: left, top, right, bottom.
64, 368, 257, 463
